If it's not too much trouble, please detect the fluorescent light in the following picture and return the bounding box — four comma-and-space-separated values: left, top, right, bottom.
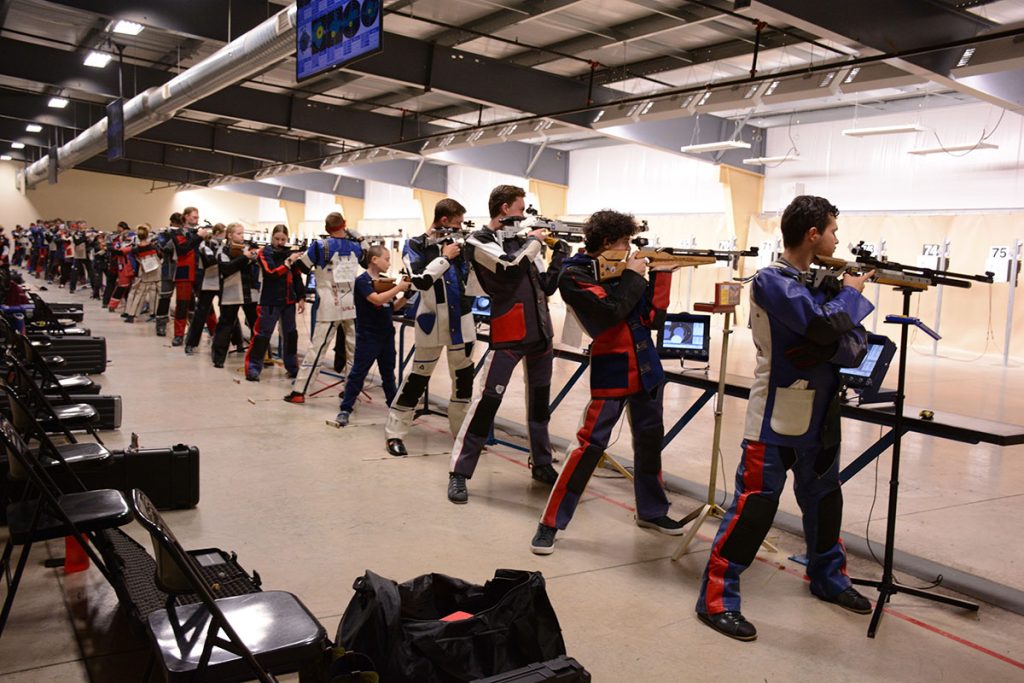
84, 51, 112, 68
0, 155, 12, 161
908, 142, 998, 155
843, 67, 861, 84
743, 155, 800, 165
112, 19, 144, 35
842, 124, 926, 137
26, 124, 42, 133
48, 97, 69, 109
11, 142, 25, 149
680, 140, 751, 154
956, 47, 976, 68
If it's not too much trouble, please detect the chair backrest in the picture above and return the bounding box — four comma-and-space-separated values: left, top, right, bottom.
0, 403, 36, 482
0, 381, 87, 492
0, 354, 81, 444
130, 488, 196, 594
129, 489, 277, 682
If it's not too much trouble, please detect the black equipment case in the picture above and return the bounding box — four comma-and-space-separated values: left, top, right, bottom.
51, 394, 122, 430
70, 444, 199, 509
35, 335, 107, 374
473, 657, 591, 683
47, 302, 85, 322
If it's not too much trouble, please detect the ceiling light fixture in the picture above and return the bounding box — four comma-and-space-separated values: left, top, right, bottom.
742, 155, 800, 165
48, 97, 69, 109
908, 142, 998, 155
0, 155, 12, 161
842, 124, 926, 137
680, 140, 751, 154
26, 124, 42, 133
84, 51, 112, 68
112, 19, 144, 35
843, 67, 861, 84
11, 142, 25, 149
956, 47, 976, 68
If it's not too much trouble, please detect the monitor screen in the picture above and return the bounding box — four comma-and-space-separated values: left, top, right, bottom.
296, 0, 383, 83
657, 313, 711, 362
840, 334, 896, 389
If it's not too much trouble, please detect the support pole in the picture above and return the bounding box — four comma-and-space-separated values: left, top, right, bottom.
1004, 239, 1021, 367
932, 238, 950, 355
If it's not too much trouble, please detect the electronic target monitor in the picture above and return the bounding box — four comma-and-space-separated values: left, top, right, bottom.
657, 312, 711, 363
839, 333, 897, 403
296, 0, 382, 83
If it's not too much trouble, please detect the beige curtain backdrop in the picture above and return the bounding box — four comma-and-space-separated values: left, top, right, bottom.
748, 212, 1024, 360
338, 195, 365, 229
279, 200, 305, 235
529, 179, 568, 218
413, 189, 446, 231
720, 164, 764, 278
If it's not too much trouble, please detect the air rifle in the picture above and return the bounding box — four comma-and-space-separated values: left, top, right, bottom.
595, 245, 759, 281
813, 242, 994, 290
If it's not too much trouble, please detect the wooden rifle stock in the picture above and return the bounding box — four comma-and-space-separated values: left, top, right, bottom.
813, 255, 930, 290
596, 248, 716, 281
373, 275, 411, 293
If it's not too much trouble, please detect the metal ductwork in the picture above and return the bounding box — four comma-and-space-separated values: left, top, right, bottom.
19, 4, 297, 189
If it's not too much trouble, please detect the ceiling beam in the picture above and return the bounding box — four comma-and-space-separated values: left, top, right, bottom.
748, 0, 1024, 112
41, 0, 269, 43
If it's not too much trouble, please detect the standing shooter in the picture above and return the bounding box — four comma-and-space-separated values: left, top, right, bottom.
447, 185, 568, 504
383, 198, 476, 457
695, 195, 874, 642
530, 209, 687, 554
284, 211, 362, 404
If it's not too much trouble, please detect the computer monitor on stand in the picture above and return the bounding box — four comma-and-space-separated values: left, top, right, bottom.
656, 312, 711, 370
840, 334, 897, 405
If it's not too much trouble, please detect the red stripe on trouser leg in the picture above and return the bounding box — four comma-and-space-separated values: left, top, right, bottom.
541, 399, 604, 528
704, 441, 767, 615
244, 306, 263, 371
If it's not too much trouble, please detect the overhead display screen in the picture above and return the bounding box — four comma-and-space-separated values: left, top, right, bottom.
296, 0, 382, 82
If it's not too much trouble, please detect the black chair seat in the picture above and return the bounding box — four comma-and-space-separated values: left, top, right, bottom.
42, 403, 98, 430
34, 441, 110, 466
30, 340, 52, 349
54, 375, 97, 392
147, 591, 327, 681
6, 489, 132, 544
41, 354, 65, 367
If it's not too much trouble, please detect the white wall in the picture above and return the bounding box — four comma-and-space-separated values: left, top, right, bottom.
447, 166, 532, 222
567, 145, 726, 216
764, 102, 1024, 212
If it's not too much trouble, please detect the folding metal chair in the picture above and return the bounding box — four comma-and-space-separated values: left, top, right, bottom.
130, 489, 328, 683
0, 412, 131, 639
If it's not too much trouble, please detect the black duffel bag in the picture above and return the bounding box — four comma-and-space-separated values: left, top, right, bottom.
337, 569, 566, 683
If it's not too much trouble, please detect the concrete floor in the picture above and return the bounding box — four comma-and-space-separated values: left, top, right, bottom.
2, 285, 1023, 682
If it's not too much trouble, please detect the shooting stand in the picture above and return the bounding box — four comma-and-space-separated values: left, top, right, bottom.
852, 284, 979, 637
671, 301, 777, 559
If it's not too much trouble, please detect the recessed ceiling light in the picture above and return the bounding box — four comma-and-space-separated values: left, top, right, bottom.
0, 155, 12, 161
112, 19, 144, 35
11, 142, 25, 149
84, 51, 112, 68
26, 124, 42, 133
48, 97, 69, 109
